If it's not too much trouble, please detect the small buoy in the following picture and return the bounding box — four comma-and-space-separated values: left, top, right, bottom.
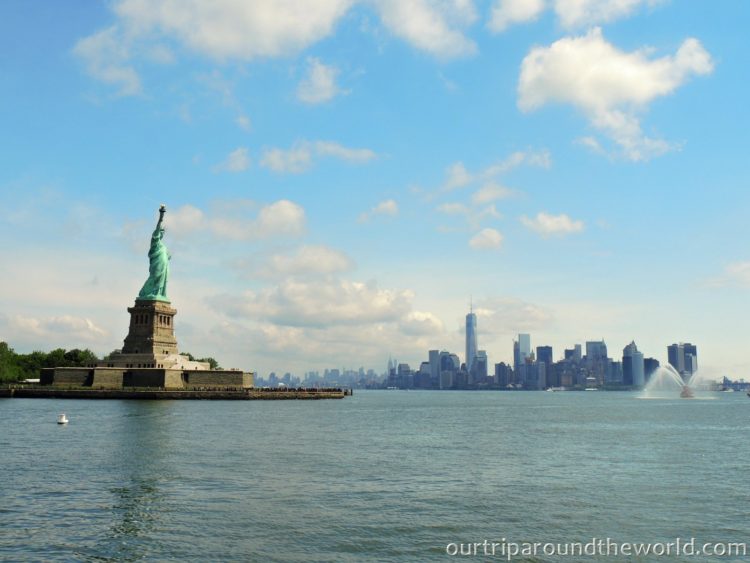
57, 413, 69, 425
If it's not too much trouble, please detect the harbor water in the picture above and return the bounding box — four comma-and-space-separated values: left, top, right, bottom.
1, 391, 748, 561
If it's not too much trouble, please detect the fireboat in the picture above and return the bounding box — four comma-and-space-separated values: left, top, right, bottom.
680, 385, 695, 399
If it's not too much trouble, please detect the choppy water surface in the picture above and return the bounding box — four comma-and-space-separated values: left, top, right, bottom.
1, 391, 749, 561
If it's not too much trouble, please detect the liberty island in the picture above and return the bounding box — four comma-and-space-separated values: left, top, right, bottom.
1, 206, 347, 400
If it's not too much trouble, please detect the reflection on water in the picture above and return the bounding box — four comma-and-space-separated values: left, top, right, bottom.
104, 478, 162, 562
99, 402, 173, 560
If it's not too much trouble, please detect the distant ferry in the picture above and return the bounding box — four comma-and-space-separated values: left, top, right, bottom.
584, 387, 599, 391
546, 387, 567, 392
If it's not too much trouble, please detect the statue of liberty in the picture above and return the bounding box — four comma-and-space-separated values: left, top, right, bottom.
137, 205, 170, 302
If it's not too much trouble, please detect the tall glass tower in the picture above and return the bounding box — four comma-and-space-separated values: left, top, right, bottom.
465, 307, 477, 372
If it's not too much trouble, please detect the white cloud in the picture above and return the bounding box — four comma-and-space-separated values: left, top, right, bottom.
554, 0, 664, 29
241, 245, 354, 279
437, 202, 501, 232
113, 0, 353, 60
297, 57, 344, 104
255, 200, 307, 238
165, 204, 206, 237
73, 26, 141, 96
469, 228, 503, 249
707, 262, 750, 288
1, 314, 108, 344
214, 147, 250, 172
437, 202, 470, 215
474, 297, 553, 334
725, 262, 750, 286
236, 115, 252, 131
375, 0, 478, 59
212, 317, 442, 374
146, 43, 175, 64
211, 279, 414, 327
576, 135, 606, 155
488, 0, 665, 33
260, 145, 313, 174
518, 28, 713, 161
426, 149, 550, 244
166, 200, 306, 241
399, 311, 445, 336
520, 212, 584, 236
260, 140, 376, 173
314, 141, 377, 163
359, 199, 399, 222
442, 162, 473, 192
484, 149, 552, 175
439, 150, 550, 195
471, 182, 514, 204
488, 0, 546, 33
477, 204, 502, 222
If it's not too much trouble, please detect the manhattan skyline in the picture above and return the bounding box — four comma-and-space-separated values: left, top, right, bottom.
1, 2, 749, 378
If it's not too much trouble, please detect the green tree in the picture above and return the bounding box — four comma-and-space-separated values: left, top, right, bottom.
198, 357, 221, 370
17, 351, 46, 380
64, 348, 99, 365
181, 352, 221, 370
0, 342, 20, 382
44, 348, 68, 368
0, 344, 102, 383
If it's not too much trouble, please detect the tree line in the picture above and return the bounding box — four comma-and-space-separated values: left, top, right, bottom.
0, 342, 221, 383
0, 342, 98, 382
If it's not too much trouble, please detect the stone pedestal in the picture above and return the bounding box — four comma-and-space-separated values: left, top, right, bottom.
122, 300, 177, 356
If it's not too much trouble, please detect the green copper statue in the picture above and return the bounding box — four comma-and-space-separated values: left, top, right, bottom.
137, 204, 170, 302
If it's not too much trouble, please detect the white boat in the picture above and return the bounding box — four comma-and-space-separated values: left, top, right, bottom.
57, 413, 69, 425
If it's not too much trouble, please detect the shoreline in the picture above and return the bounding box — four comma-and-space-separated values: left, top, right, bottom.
0, 386, 351, 400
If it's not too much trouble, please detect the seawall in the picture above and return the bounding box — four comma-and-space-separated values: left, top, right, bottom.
0, 386, 350, 400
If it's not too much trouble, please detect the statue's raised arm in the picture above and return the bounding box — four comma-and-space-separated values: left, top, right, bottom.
137, 204, 171, 302
155, 203, 166, 232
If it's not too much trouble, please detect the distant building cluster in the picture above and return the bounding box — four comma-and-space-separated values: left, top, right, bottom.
254, 367, 382, 389
382, 308, 698, 391
254, 306, 700, 391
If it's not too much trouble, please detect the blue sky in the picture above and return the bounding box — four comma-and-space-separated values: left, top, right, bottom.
1, 0, 749, 378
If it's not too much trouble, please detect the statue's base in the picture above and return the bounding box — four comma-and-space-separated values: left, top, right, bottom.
39, 366, 254, 390
122, 300, 178, 358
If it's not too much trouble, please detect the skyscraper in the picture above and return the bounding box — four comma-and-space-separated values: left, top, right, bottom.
429, 349, 440, 387
586, 340, 607, 361
644, 358, 660, 382
536, 346, 553, 367
513, 334, 532, 383
667, 344, 683, 374
465, 307, 477, 373
585, 340, 609, 384
668, 343, 698, 379
622, 341, 645, 387
475, 350, 488, 379
518, 334, 531, 362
